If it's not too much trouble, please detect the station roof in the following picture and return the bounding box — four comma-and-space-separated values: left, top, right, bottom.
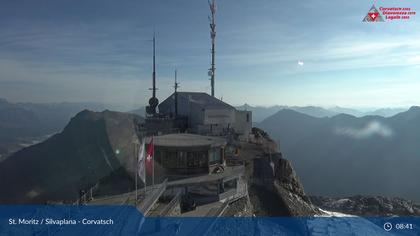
159, 92, 236, 110
146, 133, 226, 148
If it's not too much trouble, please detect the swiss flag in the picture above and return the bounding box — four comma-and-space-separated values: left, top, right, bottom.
368, 12, 379, 21
145, 137, 154, 175
137, 140, 146, 183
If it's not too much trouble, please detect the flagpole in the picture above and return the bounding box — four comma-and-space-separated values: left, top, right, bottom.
144, 138, 147, 196
152, 135, 155, 187
134, 142, 138, 204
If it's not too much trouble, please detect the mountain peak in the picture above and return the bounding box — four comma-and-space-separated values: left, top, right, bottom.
331, 113, 356, 119
70, 109, 104, 123
408, 106, 420, 112
66, 109, 142, 131
390, 106, 420, 120
0, 109, 142, 203
263, 108, 315, 122
277, 108, 312, 116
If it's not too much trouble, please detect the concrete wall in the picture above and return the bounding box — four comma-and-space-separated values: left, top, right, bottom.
203, 108, 235, 125
143, 116, 188, 136
188, 103, 205, 128
159, 95, 206, 131
232, 110, 252, 141
159, 94, 238, 136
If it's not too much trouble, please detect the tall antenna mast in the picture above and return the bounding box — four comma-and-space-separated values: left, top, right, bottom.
174, 69, 180, 116
174, 69, 179, 92
208, 0, 216, 97
146, 34, 159, 115
152, 35, 156, 98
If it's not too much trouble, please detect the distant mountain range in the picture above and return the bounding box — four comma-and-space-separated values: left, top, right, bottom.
128, 107, 145, 117
237, 104, 407, 122
257, 107, 420, 202
0, 97, 409, 161
0, 98, 106, 141
0, 97, 404, 146
0, 110, 142, 203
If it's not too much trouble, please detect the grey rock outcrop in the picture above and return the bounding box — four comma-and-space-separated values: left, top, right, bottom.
273, 153, 320, 216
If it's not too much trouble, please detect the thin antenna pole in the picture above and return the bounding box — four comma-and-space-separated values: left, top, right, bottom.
209, 0, 216, 97
152, 135, 155, 186
146, 34, 159, 116
174, 69, 179, 116
134, 143, 138, 204
175, 69, 178, 90
152, 35, 156, 98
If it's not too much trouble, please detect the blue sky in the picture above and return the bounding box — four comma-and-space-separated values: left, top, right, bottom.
1, 0, 420, 109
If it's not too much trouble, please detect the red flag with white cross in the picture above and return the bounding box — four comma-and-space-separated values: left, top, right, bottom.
145, 137, 154, 175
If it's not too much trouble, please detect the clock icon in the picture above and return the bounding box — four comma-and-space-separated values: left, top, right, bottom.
384, 222, 393, 231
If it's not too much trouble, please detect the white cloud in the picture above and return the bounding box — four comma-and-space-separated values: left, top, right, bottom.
334, 121, 393, 139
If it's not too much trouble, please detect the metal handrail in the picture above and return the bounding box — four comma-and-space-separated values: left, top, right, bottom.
159, 190, 182, 216
138, 179, 168, 215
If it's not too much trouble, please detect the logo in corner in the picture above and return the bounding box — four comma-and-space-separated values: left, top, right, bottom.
363, 5, 385, 22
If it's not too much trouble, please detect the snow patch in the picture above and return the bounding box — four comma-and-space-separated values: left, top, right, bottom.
317, 208, 355, 217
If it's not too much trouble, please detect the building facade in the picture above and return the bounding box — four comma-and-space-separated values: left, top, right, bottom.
151, 134, 226, 178
158, 92, 252, 138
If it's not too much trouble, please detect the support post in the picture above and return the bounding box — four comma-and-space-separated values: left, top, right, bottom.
152, 135, 155, 187
135, 143, 138, 204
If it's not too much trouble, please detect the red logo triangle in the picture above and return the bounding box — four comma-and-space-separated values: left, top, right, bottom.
368, 12, 379, 21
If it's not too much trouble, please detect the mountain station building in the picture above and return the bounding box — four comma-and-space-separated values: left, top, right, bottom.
158, 92, 252, 140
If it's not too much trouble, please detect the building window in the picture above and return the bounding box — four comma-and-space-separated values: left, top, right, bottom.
246, 113, 250, 122
198, 151, 207, 167
178, 151, 187, 168
209, 148, 221, 165
187, 152, 196, 168
162, 151, 177, 168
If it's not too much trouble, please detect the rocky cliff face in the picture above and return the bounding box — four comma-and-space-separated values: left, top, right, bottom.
0, 110, 142, 204
272, 153, 321, 216
241, 128, 320, 216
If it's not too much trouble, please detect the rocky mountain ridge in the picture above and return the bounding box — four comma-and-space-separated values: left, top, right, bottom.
237, 103, 407, 122
0, 110, 142, 203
